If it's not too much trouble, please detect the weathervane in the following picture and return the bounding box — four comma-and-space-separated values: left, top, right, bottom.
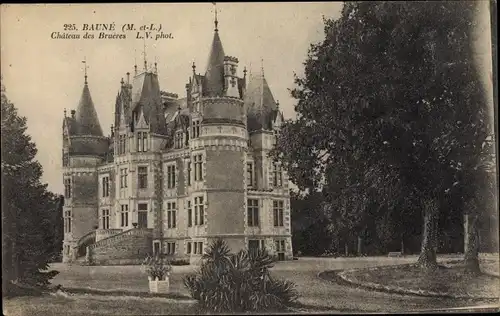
82, 57, 89, 84
212, 2, 219, 31
142, 36, 147, 71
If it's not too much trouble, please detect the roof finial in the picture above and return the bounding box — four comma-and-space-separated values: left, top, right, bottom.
142, 36, 148, 71
82, 57, 89, 84
276, 100, 280, 108
192, 61, 196, 74
213, 2, 219, 32
154, 56, 158, 74
243, 66, 247, 78
126, 72, 130, 84
261, 58, 265, 78
134, 49, 138, 75
120, 77, 124, 85
64, 108, 67, 117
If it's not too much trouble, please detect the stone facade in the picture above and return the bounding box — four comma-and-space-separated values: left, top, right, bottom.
62, 19, 292, 264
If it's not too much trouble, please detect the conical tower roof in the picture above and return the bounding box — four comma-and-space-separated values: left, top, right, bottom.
203, 29, 226, 97
74, 83, 103, 136
244, 69, 277, 131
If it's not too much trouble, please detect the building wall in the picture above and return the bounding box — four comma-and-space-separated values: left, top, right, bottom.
205, 149, 246, 235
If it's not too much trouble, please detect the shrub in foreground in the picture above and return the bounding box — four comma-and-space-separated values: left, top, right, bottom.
183, 239, 299, 313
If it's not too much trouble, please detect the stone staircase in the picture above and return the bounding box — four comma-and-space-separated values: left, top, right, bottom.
75, 228, 153, 265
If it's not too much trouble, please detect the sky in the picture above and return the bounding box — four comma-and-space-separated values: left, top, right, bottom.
1, 3, 343, 194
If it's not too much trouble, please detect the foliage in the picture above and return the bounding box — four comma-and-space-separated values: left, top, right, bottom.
183, 239, 299, 313
170, 259, 190, 266
142, 255, 172, 280
271, 1, 495, 265
2, 83, 61, 295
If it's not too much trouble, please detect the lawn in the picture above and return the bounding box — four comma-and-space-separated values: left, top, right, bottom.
2, 292, 197, 316
5, 255, 496, 315
342, 258, 500, 299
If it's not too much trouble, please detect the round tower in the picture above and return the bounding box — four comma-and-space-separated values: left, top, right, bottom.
192, 17, 249, 253
62, 73, 108, 263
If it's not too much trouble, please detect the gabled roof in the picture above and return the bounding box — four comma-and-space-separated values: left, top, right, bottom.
74, 83, 103, 136
203, 30, 225, 97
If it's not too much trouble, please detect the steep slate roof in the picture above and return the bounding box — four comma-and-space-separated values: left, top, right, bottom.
130, 71, 167, 135
203, 29, 225, 97
74, 83, 103, 136
114, 83, 132, 129
244, 70, 278, 131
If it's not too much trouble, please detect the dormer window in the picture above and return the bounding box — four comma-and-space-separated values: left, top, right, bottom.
137, 132, 148, 152
192, 120, 201, 138
174, 131, 184, 149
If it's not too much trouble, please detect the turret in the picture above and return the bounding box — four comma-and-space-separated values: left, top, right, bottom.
223, 56, 240, 98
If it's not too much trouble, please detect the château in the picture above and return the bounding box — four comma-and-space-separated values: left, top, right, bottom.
61, 16, 293, 264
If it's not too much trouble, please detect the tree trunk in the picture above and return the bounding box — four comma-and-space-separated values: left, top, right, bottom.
417, 200, 439, 271
357, 236, 363, 256
401, 239, 404, 255
344, 242, 348, 257
464, 213, 481, 274
463, 214, 469, 253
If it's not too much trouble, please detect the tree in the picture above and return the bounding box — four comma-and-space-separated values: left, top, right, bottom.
271, 1, 493, 271
1, 83, 60, 295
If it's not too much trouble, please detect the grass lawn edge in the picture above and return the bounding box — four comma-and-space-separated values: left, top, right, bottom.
319, 263, 499, 301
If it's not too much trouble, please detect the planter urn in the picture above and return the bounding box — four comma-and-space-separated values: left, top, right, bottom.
148, 274, 170, 293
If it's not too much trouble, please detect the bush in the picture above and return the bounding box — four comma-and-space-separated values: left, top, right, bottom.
170, 259, 190, 266
142, 255, 172, 280
183, 239, 299, 313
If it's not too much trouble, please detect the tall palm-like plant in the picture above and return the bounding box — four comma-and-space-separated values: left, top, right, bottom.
183, 239, 298, 313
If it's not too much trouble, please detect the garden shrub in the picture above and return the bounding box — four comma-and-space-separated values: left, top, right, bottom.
183, 239, 299, 313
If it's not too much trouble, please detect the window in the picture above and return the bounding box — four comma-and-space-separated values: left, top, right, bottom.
167, 202, 177, 228
246, 163, 254, 188
166, 242, 176, 255
194, 241, 204, 254
174, 131, 183, 149
187, 242, 192, 254
138, 203, 148, 228
272, 162, 283, 187
247, 199, 259, 227
102, 176, 109, 197
64, 178, 71, 198
194, 196, 204, 226
248, 240, 265, 254
167, 165, 176, 189
187, 161, 192, 186
192, 120, 201, 138
120, 168, 128, 188
273, 200, 284, 227
194, 155, 203, 181
138, 166, 148, 189
101, 209, 110, 229
119, 134, 127, 155
120, 204, 129, 227
275, 239, 286, 261
64, 210, 72, 233
187, 200, 192, 227
137, 132, 148, 152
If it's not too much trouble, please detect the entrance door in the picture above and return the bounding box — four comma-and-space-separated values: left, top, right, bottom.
138, 211, 148, 228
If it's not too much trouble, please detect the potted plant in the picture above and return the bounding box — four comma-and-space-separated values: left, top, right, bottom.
142, 255, 172, 293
